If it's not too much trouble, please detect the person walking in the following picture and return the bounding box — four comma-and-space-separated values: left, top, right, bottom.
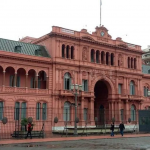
25, 122, 32, 139
119, 122, 125, 136
110, 122, 114, 136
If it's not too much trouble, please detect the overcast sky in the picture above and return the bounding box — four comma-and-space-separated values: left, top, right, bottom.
0, 0, 150, 49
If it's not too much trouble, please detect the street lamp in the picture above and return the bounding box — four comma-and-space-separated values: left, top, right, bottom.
71, 84, 82, 135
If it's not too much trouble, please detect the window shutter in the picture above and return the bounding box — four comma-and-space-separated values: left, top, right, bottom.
15, 102, 20, 120
10, 75, 13, 87
133, 85, 135, 95
82, 80, 84, 91
69, 78, 72, 90
64, 77, 66, 90
42, 103, 47, 120
21, 102, 26, 119
38, 78, 41, 89
0, 102, 3, 120
36, 103, 40, 120
86, 80, 88, 91
17, 76, 20, 87
30, 77, 33, 88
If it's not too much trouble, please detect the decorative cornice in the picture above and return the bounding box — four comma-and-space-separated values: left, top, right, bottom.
0, 51, 51, 65
49, 32, 143, 54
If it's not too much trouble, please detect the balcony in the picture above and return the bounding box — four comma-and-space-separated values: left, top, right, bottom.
0, 86, 49, 94
59, 90, 94, 97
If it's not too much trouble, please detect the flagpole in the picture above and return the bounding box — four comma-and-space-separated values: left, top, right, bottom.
100, 0, 101, 27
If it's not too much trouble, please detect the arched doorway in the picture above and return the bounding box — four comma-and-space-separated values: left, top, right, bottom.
94, 80, 112, 126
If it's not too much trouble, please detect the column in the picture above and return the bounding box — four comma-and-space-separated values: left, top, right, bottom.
128, 58, 131, 68
99, 52, 101, 64
80, 97, 84, 126
113, 55, 115, 66
64, 46, 66, 58
125, 100, 129, 123
94, 51, 96, 63
104, 53, 106, 64
130, 58, 132, 69
68, 47, 71, 59
118, 101, 121, 123
2, 71, 5, 86
123, 77, 126, 95
108, 54, 111, 65
108, 101, 112, 121
46, 76, 49, 89
126, 78, 128, 95
111, 101, 114, 119
25, 74, 28, 88
89, 98, 94, 126
35, 74, 38, 88
14, 72, 17, 87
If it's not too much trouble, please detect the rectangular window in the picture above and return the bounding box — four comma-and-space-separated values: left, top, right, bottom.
42, 103, 47, 120
82, 80, 88, 91
36, 103, 41, 120
0, 102, 3, 120
118, 84, 122, 94
120, 109, 124, 121
14, 102, 20, 120
21, 102, 26, 119
84, 108, 88, 121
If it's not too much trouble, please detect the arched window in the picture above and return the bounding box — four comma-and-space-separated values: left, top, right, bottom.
134, 58, 136, 69
91, 49, 94, 62
15, 102, 27, 120
96, 50, 100, 63
101, 51, 104, 64
131, 105, 136, 121
0, 101, 3, 120
62, 44, 65, 58
130, 81, 135, 95
131, 58, 133, 68
106, 52, 109, 65
71, 46, 74, 59
66, 45, 69, 58
64, 73, 71, 90
128, 57, 130, 68
111, 53, 114, 66
36, 102, 47, 120
63, 102, 70, 121
144, 86, 147, 97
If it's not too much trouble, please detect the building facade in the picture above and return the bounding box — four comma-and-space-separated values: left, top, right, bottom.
0, 25, 150, 136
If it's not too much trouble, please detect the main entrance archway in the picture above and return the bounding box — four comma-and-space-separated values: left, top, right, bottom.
94, 79, 112, 126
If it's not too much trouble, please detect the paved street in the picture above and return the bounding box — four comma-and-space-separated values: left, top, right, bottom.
1, 137, 150, 150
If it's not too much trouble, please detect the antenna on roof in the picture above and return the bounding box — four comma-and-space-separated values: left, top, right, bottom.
100, 0, 102, 27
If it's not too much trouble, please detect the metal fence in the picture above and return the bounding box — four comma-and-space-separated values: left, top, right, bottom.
0, 107, 139, 139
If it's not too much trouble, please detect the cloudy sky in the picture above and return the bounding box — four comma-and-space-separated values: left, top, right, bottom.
0, 0, 150, 49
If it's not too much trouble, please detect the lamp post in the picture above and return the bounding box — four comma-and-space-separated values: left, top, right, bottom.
71, 84, 82, 136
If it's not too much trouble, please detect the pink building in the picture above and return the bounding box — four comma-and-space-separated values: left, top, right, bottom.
0, 25, 150, 137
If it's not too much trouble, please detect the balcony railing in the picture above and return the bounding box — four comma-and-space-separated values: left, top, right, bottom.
0, 86, 48, 94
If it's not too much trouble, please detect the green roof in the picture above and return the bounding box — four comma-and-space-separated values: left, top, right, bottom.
0, 38, 50, 57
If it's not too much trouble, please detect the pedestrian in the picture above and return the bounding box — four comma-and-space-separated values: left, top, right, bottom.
25, 122, 32, 139
110, 122, 114, 136
119, 122, 125, 136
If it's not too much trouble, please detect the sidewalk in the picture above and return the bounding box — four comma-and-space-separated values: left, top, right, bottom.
0, 133, 150, 145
